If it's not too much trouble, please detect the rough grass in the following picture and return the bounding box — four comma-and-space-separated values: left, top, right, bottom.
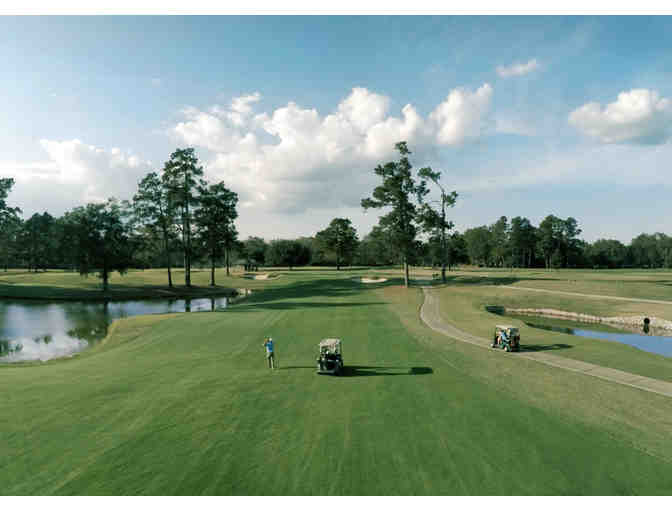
433, 280, 672, 382
1, 270, 672, 494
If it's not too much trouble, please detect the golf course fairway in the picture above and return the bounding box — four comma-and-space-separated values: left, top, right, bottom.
2, 269, 672, 495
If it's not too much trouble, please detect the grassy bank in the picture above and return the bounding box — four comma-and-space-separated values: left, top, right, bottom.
2, 270, 672, 494
0, 266, 401, 300
0, 268, 273, 300
433, 277, 672, 382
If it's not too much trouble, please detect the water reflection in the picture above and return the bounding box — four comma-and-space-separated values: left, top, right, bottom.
0, 297, 228, 363
501, 312, 672, 358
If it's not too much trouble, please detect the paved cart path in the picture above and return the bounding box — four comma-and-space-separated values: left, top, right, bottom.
500, 285, 672, 305
420, 288, 672, 399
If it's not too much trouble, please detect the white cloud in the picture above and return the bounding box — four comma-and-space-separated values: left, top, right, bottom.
2, 140, 152, 215
227, 92, 261, 126
496, 59, 539, 78
429, 83, 493, 145
173, 85, 493, 214
173, 108, 256, 153
337, 87, 389, 133
568, 88, 672, 144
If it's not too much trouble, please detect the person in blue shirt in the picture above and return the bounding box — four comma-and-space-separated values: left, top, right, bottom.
500, 329, 508, 344
263, 337, 275, 369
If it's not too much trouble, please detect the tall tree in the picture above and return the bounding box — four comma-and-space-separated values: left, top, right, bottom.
537, 215, 564, 269
0, 214, 21, 271
560, 217, 583, 268
361, 142, 427, 288
509, 217, 537, 268
490, 216, 509, 267
64, 199, 131, 292
0, 178, 20, 219
356, 226, 395, 266
133, 171, 178, 287
588, 239, 627, 268
266, 240, 310, 270
194, 181, 238, 285
463, 226, 493, 266
19, 212, 56, 271
630, 233, 664, 268
162, 148, 204, 287
0, 178, 22, 271
315, 218, 359, 270
417, 167, 458, 283
242, 237, 267, 270
445, 231, 468, 270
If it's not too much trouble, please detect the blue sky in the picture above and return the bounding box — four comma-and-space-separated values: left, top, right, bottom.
2, 15, 672, 242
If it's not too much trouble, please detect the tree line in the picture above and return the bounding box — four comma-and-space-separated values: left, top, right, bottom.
459, 215, 672, 270
2, 143, 672, 293
0, 148, 240, 290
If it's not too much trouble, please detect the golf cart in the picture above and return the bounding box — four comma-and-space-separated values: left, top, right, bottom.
316, 338, 344, 375
492, 325, 520, 352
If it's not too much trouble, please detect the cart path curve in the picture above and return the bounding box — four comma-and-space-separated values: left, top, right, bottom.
499, 285, 672, 305
420, 287, 672, 399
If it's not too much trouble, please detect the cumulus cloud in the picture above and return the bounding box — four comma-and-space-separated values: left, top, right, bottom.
496, 58, 539, 78
227, 92, 261, 126
429, 84, 493, 145
172, 86, 493, 213
1, 140, 152, 215
568, 89, 672, 144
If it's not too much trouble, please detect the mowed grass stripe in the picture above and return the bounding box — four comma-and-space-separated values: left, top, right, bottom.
1, 277, 671, 494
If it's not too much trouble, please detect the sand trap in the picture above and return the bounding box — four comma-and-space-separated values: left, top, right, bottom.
242, 273, 277, 280
504, 307, 672, 331
358, 277, 388, 284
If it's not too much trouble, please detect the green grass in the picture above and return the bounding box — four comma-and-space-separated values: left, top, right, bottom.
2, 269, 672, 494
447, 266, 672, 301
433, 280, 672, 383
0, 266, 399, 300
0, 267, 305, 300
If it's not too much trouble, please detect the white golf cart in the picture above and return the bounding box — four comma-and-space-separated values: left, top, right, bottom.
316, 338, 344, 375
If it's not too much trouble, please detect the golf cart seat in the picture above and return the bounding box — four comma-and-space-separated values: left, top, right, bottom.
317, 338, 344, 375
492, 325, 521, 352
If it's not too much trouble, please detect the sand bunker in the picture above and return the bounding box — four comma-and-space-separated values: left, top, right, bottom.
357, 277, 388, 284
242, 273, 277, 280
503, 307, 672, 331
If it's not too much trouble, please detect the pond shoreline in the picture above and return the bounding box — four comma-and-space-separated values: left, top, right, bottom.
488, 305, 672, 334
0, 287, 241, 302
0, 292, 253, 364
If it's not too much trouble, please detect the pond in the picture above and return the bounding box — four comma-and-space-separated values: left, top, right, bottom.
0, 297, 229, 363
500, 311, 672, 358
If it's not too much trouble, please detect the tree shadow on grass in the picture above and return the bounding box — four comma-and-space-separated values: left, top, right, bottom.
277, 365, 433, 376
520, 343, 573, 352
225, 301, 388, 312
340, 365, 433, 377
241, 276, 394, 302
433, 274, 563, 288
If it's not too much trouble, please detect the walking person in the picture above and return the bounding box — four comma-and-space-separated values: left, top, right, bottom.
263, 337, 275, 369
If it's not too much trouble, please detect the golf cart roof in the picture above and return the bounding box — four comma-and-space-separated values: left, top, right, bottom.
319, 338, 341, 349
495, 325, 518, 330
